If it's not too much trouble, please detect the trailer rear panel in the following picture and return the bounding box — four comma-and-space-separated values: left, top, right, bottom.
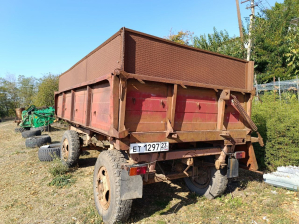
55, 28, 258, 171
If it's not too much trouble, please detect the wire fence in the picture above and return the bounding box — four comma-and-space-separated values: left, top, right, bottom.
254, 76, 299, 103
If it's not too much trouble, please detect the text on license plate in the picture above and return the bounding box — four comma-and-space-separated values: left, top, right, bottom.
129, 142, 169, 154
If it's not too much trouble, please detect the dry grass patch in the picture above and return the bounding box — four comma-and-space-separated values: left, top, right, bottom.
0, 121, 298, 224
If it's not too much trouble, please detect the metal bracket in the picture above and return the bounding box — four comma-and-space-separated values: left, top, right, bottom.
166, 119, 177, 138
182, 158, 194, 177
108, 126, 129, 138
220, 132, 236, 151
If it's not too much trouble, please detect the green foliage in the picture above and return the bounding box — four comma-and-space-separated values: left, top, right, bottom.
48, 174, 74, 188
48, 159, 75, 188
252, 0, 299, 83
252, 93, 299, 171
193, 27, 245, 59
17, 75, 36, 108
48, 159, 69, 176
166, 0, 299, 84
0, 75, 20, 117
0, 73, 58, 118
33, 73, 59, 107
285, 28, 299, 76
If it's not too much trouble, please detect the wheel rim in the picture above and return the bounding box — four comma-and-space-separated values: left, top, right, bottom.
62, 138, 69, 161
96, 166, 111, 210
191, 166, 211, 189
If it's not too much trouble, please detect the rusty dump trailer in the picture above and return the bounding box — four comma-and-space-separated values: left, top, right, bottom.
55, 28, 262, 223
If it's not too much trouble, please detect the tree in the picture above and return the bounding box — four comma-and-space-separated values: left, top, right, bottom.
193, 27, 245, 59
17, 75, 37, 108
0, 74, 20, 117
166, 29, 194, 45
284, 26, 299, 76
33, 73, 59, 107
251, 0, 299, 83
0, 84, 11, 117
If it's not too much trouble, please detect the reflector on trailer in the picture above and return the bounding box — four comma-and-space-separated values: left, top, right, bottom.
235, 151, 246, 159
128, 165, 147, 176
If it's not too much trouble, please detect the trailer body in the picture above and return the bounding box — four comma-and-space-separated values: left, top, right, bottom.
55, 28, 261, 223
56, 28, 258, 170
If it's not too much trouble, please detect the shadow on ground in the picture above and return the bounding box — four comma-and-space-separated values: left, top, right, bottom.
225, 168, 263, 195
78, 157, 97, 168
130, 179, 196, 222
130, 169, 263, 222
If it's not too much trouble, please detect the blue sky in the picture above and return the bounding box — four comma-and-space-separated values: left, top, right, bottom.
0, 0, 284, 79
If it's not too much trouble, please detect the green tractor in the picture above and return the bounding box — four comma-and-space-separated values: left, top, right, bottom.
15, 105, 56, 132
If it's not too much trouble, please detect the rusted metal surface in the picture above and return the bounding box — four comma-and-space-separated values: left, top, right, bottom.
124, 29, 248, 90
130, 129, 249, 144
15, 108, 25, 119
97, 166, 111, 210
144, 171, 193, 184
125, 79, 168, 132
55, 28, 258, 171
58, 28, 253, 93
59, 32, 122, 92
89, 82, 110, 131
61, 138, 69, 162
130, 147, 221, 163
237, 142, 258, 171
231, 94, 257, 131
215, 145, 229, 169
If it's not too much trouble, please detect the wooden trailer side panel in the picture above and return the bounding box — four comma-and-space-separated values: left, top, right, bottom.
73, 88, 87, 124
56, 94, 63, 117
125, 80, 168, 132
64, 92, 72, 120
90, 81, 111, 132
174, 86, 218, 131
224, 92, 245, 130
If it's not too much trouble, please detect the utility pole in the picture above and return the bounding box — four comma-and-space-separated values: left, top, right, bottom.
236, 0, 244, 42
242, 0, 255, 61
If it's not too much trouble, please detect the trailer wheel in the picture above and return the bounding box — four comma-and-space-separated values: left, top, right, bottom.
38, 144, 60, 162
93, 150, 132, 223
25, 135, 52, 148
184, 164, 228, 199
60, 130, 80, 167
22, 129, 41, 138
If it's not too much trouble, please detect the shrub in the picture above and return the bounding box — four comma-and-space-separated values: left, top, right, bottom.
252, 93, 299, 171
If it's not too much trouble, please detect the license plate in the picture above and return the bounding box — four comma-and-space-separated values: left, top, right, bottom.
129, 142, 169, 154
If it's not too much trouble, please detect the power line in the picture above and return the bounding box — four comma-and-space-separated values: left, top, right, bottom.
264, 0, 271, 8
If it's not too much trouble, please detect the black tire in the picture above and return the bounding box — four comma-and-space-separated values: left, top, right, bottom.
93, 150, 132, 224
22, 129, 41, 138
49, 143, 61, 148
60, 130, 80, 167
31, 125, 51, 132
184, 164, 228, 200
25, 135, 52, 148
38, 145, 60, 162
15, 127, 29, 133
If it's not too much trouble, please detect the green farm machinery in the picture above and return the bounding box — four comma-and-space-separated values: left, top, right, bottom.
17, 105, 55, 131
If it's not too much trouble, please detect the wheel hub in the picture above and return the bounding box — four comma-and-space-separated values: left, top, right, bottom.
192, 166, 211, 189
97, 166, 111, 210
62, 138, 69, 161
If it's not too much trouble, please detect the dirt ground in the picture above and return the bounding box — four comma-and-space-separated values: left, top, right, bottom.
0, 120, 298, 224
